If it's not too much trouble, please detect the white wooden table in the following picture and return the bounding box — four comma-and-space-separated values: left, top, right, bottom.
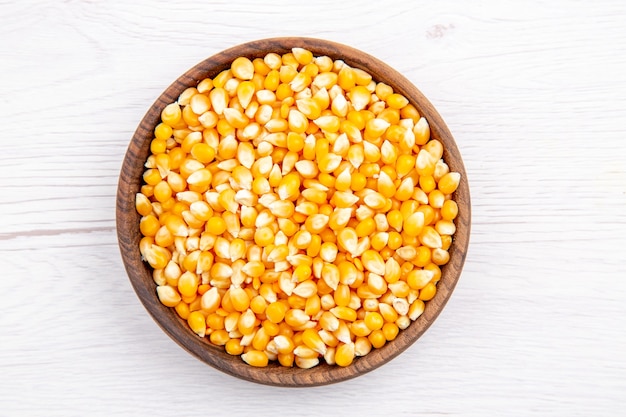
2, 1, 625, 415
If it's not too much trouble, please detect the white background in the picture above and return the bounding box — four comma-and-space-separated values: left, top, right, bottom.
1, 0, 625, 416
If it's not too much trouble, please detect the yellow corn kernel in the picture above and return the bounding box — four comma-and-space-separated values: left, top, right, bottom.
365, 329, 385, 349
301, 291, 320, 315
364, 311, 384, 331
407, 269, 435, 290
369, 231, 387, 251
384, 231, 400, 251
334, 342, 355, 367
177, 271, 199, 297
345, 173, 364, 193
253, 226, 274, 247
437, 171, 461, 194
261, 302, 285, 325
337, 64, 356, 90
205, 216, 226, 236
276, 352, 294, 367
330, 306, 357, 322
187, 311, 206, 337
350, 320, 371, 338
172, 300, 189, 319
411, 206, 433, 227
161, 102, 182, 127
135, 194, 153, 217
241, 350, 269, 367
415, 148, 435, 177
290, 263, 311, 283
418, 174, 436, 194
389, 282, 411, 300
276, 172, 300, 201
154, 123, 173, 141
151, 138, 167, 154
364, 118, 390, 140
229, 287, 250, 312
382, 322, 400, 341
401, 211, 424, 237
419, 282, 437, 301
250, 327, 270, 351
139, 214, 160, 237
440, 199, 459, 220
262, 68, 278, 90
385, 93, 408, 109
301, 328, 327, 355
412, 116, 430, 145
440, 234, 452, 251
383, 209, 402, 232
293, 279, 318, 299
236, 308, 256, 336
222, 338, 243, 356
435, 219, 456, 236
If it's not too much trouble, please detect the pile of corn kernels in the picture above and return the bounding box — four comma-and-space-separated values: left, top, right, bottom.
136, 48, 461, 368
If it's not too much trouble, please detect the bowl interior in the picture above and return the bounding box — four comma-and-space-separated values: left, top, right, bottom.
116, 37, 470, 387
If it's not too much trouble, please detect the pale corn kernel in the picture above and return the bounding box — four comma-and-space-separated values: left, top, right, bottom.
434, 159, 450, 182
156, 285, 181, 307
337, 227, 358, 254
231, 57, 255, 80
293, 280, 318, 298
295, 357, 320, 369
431, 248, 450, 266
408, 299, 425, 321
333, 319, 352, 345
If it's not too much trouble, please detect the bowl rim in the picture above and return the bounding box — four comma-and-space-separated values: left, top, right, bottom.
116, 36, 471, 387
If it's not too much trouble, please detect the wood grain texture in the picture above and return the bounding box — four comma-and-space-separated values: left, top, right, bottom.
1, 0, 625, 414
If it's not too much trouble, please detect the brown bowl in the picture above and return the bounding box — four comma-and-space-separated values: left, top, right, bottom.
116, 37, 470, 387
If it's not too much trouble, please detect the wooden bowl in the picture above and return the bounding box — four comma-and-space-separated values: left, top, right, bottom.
116, 37, 470, 387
